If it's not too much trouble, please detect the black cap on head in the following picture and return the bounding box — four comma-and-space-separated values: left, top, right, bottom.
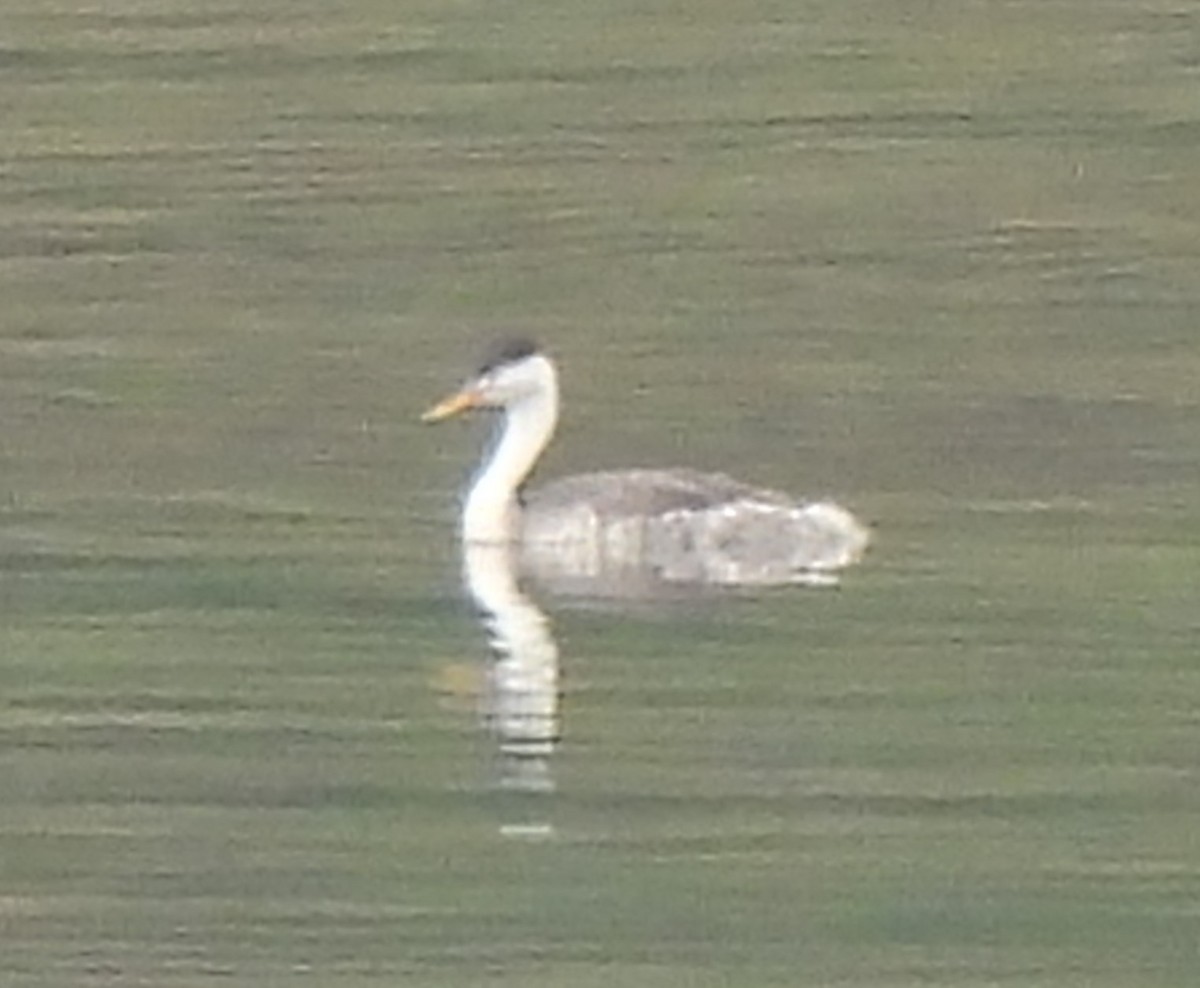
477, 336, 541, 375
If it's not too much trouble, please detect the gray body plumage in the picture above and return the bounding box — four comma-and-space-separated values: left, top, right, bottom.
521, 468, 869, 589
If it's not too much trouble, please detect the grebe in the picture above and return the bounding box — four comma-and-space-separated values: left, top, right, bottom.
423, 338, 869, 588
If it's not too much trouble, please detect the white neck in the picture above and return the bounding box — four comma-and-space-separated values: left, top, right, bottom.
462, 379, 558, 544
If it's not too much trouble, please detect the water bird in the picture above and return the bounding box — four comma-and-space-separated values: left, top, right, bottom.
422, 338, 869, 588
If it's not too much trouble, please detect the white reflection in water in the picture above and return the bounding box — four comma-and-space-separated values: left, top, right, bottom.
462, 540, 560, 797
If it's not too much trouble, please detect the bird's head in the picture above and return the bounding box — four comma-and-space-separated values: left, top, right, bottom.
422, 337, 556, 422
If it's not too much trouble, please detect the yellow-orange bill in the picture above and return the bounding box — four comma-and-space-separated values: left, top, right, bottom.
420, 388, 481, 423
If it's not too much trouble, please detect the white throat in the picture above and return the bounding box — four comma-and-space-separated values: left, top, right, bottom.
462, 374, 559, 544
